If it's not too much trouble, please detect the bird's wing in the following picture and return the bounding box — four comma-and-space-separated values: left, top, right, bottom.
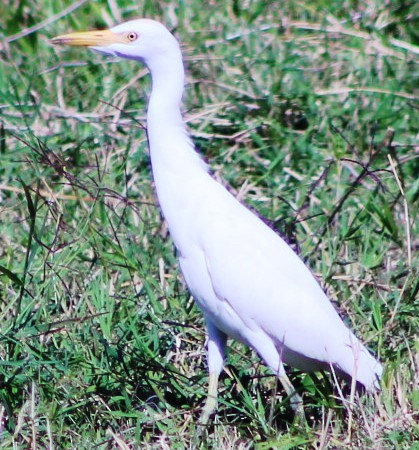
197, 189, 352, 364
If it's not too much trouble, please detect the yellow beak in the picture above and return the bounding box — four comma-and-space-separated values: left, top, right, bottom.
51, 29, 125, 47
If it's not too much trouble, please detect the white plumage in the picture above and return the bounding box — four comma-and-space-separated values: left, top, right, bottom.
52, 18, 382, 422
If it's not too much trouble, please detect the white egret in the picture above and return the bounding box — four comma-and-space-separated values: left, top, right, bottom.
51, 19, 383, 423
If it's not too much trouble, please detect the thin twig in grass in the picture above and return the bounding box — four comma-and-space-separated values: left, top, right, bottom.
387, 154, 412, 268
30, 381, 36, 449
313, 165, 370, 253
0, 183, 92, 202
289, 17, 419, 58
98, 100, 147, 131
298, 160, 335, 215
226, 17, 419, 58
313, 124, 387, 253
10, 132, 148, 215
319, 408, 333, 449
315, 87, 417, 101
33, 314, 109, 338
387, 246, 410, 329
15, 180, 39, 319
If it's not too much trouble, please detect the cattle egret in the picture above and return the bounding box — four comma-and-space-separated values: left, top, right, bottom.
51, 19, 382, 423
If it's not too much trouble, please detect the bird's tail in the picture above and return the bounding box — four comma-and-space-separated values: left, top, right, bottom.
339, 337, 383, 391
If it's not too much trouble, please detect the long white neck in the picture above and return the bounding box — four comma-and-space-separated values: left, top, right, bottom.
144, 38, 210, 246
145, 37, 207, 170
146, 42, 184, 127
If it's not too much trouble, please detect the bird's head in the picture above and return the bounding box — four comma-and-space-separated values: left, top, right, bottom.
51, 18, 179, 65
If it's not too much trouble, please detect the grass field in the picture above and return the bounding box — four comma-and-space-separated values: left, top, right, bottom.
0, 0, 418, 448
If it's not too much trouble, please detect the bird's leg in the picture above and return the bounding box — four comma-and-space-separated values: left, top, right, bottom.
199, 319, 227, 425
256, 342, 306, 424
278, 372, 305, 424
200, 371, 219, 425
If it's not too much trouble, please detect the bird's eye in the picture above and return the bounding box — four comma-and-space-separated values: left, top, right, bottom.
127, 32, 138, 42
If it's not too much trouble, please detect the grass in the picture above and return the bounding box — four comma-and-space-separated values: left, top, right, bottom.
0, 0, 418, 448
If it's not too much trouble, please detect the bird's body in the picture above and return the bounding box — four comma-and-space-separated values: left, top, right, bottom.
52, 19, 382, 421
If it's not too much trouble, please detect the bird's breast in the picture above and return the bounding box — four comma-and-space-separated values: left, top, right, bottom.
179, 250, 252, 343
